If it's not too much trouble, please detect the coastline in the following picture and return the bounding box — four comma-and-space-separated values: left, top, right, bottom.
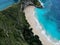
24, 6, 60, 45
0, 0, 19, 11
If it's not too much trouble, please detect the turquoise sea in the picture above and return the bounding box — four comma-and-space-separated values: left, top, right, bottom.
0, 0, 60, 41
35, 0, 60, 40
0, 0, 18, 11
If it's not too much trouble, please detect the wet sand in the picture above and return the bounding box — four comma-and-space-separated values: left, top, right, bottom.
24, 6, 60, 45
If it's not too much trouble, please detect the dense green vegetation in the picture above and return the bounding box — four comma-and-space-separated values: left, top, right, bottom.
32, 0, 43, 8
0, 2, 42, 45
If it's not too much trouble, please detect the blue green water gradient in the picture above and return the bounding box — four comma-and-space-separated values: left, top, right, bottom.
35, 0, 60, 40
0, 0, 60, 41
0, 0, 18, 11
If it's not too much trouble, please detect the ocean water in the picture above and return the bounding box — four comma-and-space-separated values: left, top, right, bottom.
35, 0, 60, 40
0, 0, 18, 11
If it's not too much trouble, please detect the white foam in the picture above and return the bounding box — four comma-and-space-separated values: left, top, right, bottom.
38, 0, 44, 7
34, 10, 60, 45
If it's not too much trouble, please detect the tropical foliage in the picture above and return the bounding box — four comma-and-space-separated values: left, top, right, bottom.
0, 1, 42, 45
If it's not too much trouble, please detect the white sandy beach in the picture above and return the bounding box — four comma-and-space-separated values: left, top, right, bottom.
24, 6, 60, 45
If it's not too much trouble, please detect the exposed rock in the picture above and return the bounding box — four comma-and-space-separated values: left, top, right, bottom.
20, 0, 43, 10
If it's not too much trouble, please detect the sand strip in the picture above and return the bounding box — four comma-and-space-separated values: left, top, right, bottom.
24, 6, 60, 45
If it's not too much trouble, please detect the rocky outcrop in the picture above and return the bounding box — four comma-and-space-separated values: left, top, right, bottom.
20, 0, 43, 10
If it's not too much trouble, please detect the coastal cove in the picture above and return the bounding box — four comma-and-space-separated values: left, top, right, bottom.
35, 0, 60, 42
0, 0, 43, 45
0, 0, 60, 45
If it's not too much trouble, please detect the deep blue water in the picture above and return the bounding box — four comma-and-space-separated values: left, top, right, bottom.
35, 0, 60, 40
0, 0, 18, 11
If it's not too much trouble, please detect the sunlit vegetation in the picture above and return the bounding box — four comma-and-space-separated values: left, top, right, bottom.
32, 0, 43, 8
0, 1, 42, 45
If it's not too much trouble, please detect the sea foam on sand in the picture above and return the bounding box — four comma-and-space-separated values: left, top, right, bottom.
24, 6, 60, 45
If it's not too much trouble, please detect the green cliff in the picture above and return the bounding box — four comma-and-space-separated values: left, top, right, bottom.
0, 1, 42, 45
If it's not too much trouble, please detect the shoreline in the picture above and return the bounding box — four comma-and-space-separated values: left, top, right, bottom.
24, 6, 60, 45
0, 0, 19, 11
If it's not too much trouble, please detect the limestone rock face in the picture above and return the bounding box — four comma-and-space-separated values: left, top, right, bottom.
20, 0, 42, 10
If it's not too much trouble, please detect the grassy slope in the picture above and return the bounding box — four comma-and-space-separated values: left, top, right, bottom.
0, 3, 42, 45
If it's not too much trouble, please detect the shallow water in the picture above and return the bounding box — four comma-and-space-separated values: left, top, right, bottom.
35, 0, 60, 40
0, 0, 18, 11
